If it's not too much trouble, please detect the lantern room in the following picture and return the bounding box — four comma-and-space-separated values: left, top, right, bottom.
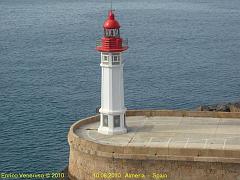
96, 10, 128, 52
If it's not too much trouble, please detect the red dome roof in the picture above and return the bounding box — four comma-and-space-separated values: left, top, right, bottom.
103, 10, 120, 29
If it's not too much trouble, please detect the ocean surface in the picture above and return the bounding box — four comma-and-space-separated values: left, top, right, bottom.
0, 0, 240, 174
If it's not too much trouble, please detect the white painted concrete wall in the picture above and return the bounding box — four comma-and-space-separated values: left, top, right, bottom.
98, 52, 127, 135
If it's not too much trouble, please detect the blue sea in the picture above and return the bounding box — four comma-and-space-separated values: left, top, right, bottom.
0, 0, 240, 174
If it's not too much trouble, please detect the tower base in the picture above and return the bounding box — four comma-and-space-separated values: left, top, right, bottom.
98, 127, 127, 135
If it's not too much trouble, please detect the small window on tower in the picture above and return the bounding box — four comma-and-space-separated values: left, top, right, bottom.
103, 115, 108, 127
112, 56, 120, 65
102, 55, 109, 64
114, 56, 119, 61
114, 115, 120, 127
124, 114, 126, 128
103, 56, 108, 61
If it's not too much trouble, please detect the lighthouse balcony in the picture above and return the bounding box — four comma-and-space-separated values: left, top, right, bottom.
96, 38, 128, 52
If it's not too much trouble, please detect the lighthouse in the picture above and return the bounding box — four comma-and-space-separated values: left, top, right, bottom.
96, 10, 128, 135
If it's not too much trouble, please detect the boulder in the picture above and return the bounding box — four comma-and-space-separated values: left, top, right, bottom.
196, 102, 240, 112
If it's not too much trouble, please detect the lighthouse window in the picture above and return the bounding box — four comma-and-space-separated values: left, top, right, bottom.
112, 55, 120, 65
114, 29, 120, 37
113, 56, 119, 61
102, 55, 109, 64
114, 115, 120, 127
105, 29, 119, 37
103, 115, 108, 127
103, 56, 108, 61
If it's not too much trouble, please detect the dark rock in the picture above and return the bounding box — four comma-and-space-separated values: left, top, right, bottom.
196, 102, 240, 112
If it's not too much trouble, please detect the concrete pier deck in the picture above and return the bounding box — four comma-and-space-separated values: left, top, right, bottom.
68, 110, 240, 180
75, 116, 240, 151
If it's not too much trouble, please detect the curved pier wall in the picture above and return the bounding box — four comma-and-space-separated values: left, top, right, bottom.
68, 110, 240, 180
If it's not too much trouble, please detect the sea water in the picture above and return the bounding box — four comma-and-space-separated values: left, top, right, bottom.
0, 0, 240, 173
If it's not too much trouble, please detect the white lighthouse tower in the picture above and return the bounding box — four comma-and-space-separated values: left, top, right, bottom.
96, 10, 128, 135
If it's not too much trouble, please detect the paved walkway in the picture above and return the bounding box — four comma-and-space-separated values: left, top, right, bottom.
75, 116, 240, 150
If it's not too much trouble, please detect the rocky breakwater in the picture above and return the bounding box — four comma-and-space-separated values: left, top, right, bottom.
197, 102, 240, 112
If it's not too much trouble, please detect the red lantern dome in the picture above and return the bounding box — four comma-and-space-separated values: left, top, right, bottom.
103, 11, 120, 29
96, 10, 128, 52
